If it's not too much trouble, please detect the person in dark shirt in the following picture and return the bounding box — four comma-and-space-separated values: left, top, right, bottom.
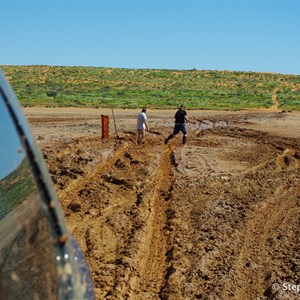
165, 104, 189, 145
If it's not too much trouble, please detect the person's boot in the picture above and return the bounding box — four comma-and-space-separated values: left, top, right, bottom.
165, 134, 174, 144
182, 135, 187, 145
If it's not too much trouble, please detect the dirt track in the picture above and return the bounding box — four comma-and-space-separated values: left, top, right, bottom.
24, 107, 300, 300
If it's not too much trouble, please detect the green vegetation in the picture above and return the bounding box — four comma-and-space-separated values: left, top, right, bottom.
0, 158, 35, 219
1, 65, 300, 110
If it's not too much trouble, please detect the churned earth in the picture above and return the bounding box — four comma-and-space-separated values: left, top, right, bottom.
24, 107, 300, 300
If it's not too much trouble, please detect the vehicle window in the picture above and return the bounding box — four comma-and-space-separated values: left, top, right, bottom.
0, 92, 59, 300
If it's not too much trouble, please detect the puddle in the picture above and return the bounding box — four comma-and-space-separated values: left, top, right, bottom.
158, 120, 228, 131
198, 120, 228, 131
192, 120, 228, 131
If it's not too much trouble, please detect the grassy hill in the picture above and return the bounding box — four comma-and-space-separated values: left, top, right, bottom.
0, 158, 35, 220
1, 65, 300, 110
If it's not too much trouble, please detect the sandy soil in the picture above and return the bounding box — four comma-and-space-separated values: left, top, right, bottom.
24, 107, 300, 300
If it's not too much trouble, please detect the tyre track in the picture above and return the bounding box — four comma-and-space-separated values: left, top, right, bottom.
30, 109, 300, 300
105, 144, 175, 299
52, 135, 175, 299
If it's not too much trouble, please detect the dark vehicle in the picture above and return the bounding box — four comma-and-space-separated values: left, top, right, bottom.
0, 69, 94, 300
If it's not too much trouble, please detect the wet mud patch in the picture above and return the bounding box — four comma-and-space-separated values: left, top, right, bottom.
26, 108, 300, 300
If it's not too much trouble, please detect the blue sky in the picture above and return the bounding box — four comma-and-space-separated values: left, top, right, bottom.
1, 0, 300, 75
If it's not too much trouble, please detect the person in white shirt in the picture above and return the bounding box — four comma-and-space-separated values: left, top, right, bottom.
137, 108, 149, 144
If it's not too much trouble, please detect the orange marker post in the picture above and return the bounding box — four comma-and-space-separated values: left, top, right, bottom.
101, 115, 109, 139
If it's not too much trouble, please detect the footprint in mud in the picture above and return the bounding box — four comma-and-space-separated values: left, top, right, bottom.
101, 173, 132, 188
114, 159, 127, 169
278, 148, 299, 168
124, 151, 141, 165
67, 201, 82, 212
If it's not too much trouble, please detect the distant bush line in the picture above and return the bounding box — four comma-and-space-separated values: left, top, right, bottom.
1, 65, 300, 110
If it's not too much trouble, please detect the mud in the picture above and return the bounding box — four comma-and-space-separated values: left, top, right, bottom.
24, 107, 300, 300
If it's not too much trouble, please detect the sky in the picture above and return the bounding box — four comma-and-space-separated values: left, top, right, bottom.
1, 0, 300, 75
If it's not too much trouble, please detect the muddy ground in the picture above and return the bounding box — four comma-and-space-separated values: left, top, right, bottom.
24, 107, 300, 300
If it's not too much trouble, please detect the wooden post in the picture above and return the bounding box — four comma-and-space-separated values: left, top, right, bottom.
101, 115, 109, 139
